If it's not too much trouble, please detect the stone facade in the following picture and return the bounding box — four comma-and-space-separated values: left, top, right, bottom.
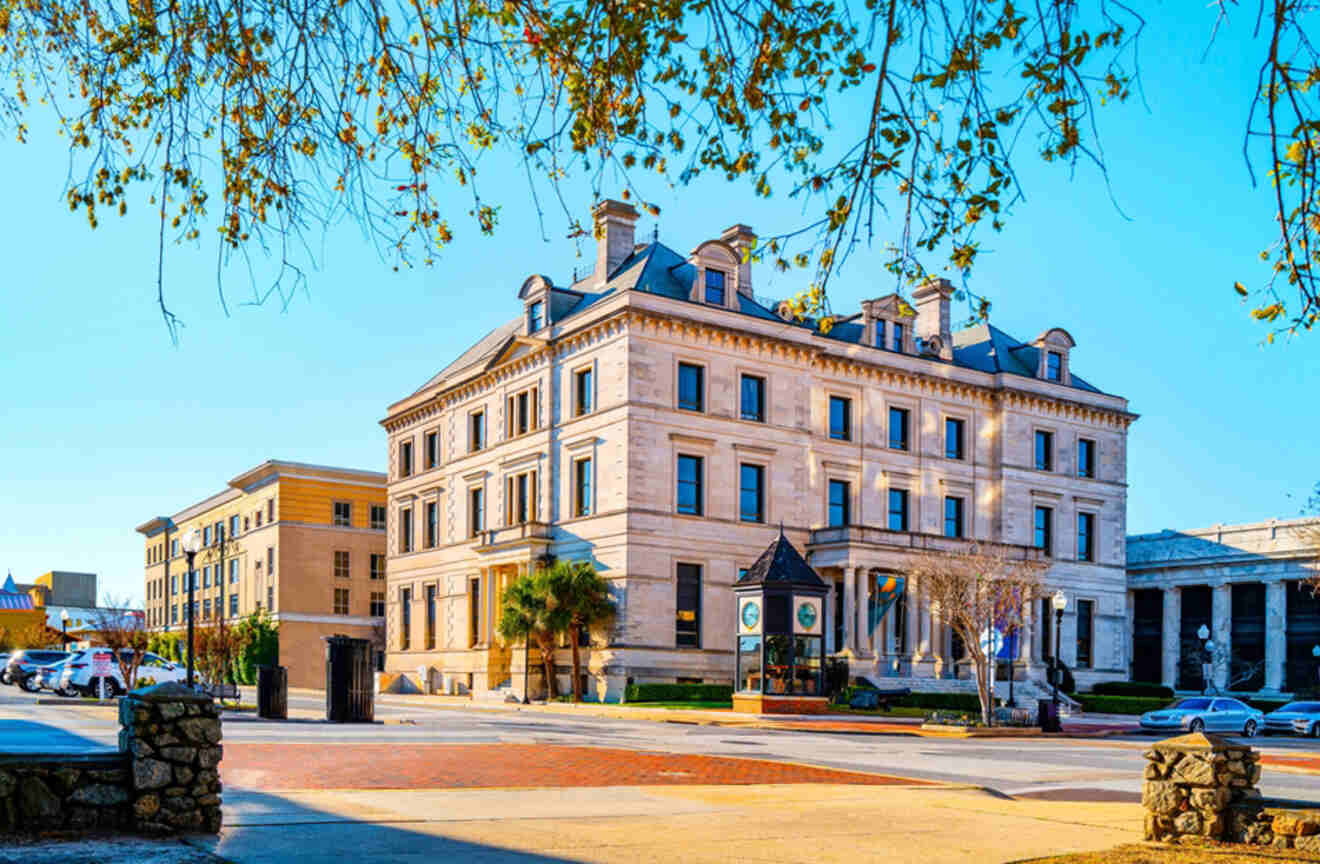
382, 200, 1135, 701
1127, 517, 1320, 695
0, 754, 131, 832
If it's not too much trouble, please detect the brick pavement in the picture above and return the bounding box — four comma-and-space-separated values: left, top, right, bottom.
220, 742, 928, 790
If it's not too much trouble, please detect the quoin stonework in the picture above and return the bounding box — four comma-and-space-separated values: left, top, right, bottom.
381, 199, 1136, 701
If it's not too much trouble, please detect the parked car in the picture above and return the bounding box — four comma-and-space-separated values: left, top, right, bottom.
6, 650, 72, 692
1139, 697, 1264, 736
60, 649, 197, 697
35, 659, 80, 698
1262, 701, 1320, 736
0, 654, 8, 683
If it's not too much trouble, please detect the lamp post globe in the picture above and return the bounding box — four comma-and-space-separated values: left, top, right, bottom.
59, 608, 70, 643
1051, 590, 1067, 613
1197, 624, 1210, 641
180, 528, 202, 689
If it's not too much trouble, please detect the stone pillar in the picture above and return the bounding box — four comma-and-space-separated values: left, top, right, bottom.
1265, 580, 1287, 693
1213, 583, 1232, 692
855, 567, 871, 656
119, 682, 223, 834
843, 568, 856, 653
906, 575, 922, 664
1143, 733, 1260, 845
1162, 587, 1181, 690
1125, 590, 1136, 679
919, 589, 933, 666
1020, 600, 1035, 670
824, 582, 836, 654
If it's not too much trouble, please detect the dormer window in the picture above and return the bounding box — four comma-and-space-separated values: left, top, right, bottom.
874, 320, 885, 347
705, 270, 727, 305
891, 322, 905, 353
1046, 351, 1062, 381
1032, 328, 1076, 385
528, 300, 544, 333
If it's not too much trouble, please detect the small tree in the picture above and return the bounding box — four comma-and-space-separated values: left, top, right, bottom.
544, 560, 616, 703
910, 546, 1046, 725
91, 595, 149, 692
497, 570, 562, 700
194, 625, 251, 697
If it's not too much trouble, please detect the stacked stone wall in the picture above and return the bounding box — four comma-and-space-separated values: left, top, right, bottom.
0, 754, 130, 831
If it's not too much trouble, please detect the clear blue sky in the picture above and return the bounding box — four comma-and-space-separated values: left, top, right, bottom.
1, 4, 1314, 605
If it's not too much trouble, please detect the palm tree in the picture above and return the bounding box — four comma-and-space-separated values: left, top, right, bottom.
497, 569, 562, 699
544, 560, 616, 703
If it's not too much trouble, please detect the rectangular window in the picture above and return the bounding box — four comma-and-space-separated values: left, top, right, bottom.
333, 501, 352, 527
705, 269, 727, 305
255, 510, 263, 528
1077, 512, 1096, 562
677, 363, 704, 412
370, 504, 387, 531
334, 550, 350, 579
573, 458, 593, 518
401, 587, 412, 649
213, 521, 223, 544
874, 319, 885, 348
944, 496, 965, 538
828, 396, 851, 441
202, 566, 210, 588
400, 507, 414, 552
425, 431, 439, 469
469, 488, 485, 536
171, 605, 177, 624
574, 368, 593, 416
267, 499, 275, 522
171, 575, 177, 594
333, 587, 349, 616
1035, 430, 1053, 471
1078, 438, 1096, 479
892, 322, 905, 352
1034, 506, 1053, 557
266, 546, 275, 574
739, 464, 765, 523
828, 479, 850, 527
370, 553, 385, 580
889, 407, 909, 451
470, 410, 486, 452
425, 501, 438, 548
171, 538, 179, 557
676, 455, 704, 516
1046, 351, 1062, 381
267, 586, 274, 611
203, 598, 211, 620
370, 591, 385, 617
229, 594, 238, 617
229, 559, 238, 583
229, 515, 239, 537
505, 471, 538, 525
425, 584, 437, 650
507, 388, 538, 438
203, 525, 212, 546
945, 418, 965, 460
528, 299, 544, 332
1076, 598, 1094, 668
740, 374, 765, 422
676, 563, 702, 648
887, 489, 909, 532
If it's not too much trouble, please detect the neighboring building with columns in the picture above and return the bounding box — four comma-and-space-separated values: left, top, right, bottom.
381, 198, 1136, 701
1127, 518, 1320, 696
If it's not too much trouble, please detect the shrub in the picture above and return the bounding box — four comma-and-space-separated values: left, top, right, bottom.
230, 612, 279, 686
1075, 694, 1171, 715
625, 683, 733, 703
1090, 681, 1174, 699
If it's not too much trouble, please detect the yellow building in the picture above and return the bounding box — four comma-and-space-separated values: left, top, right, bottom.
136, 460, 388, 688
0, 574, 48, 639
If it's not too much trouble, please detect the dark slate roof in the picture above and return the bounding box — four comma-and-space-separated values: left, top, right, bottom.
737, 531, 827, 589
411, 237, 1109, 397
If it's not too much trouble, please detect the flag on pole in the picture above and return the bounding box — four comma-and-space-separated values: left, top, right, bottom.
869, 574, 906, 632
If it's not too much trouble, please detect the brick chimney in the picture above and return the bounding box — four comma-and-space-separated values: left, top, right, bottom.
912, 278, 954, 360
720, 224, 756, 297
593, 199, 640, 284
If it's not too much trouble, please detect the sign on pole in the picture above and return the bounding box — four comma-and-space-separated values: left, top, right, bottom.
92, 651, 113, 701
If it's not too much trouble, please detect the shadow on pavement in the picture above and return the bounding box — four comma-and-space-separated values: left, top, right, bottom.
0, 719, 116, 754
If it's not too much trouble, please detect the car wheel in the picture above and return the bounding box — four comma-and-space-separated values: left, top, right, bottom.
17, 675, 38, 693
56, 685, 78, 698
1311, 724, 1320, 739
1189, 718, 1205, 733
1244, 720, 1258, 738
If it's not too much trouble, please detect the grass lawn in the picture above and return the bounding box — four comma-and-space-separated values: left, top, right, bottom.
621, 700, 732, 710
828, 705, 928, 718
1018, 843, 1320, 864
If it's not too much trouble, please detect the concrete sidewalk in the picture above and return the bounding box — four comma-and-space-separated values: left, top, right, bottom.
186, 783, 1142, 863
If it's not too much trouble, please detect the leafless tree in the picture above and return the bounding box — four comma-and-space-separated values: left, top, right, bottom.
90, 594, 149, 693
909, 544, 1046, 724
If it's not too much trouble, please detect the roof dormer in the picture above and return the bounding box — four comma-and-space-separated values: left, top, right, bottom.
686, 239, 742, 311
860, 294, 916, 353
1033, 328, 1076, 385
518, 274, 553, 335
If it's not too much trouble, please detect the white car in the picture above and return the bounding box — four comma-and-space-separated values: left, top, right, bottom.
36, 659, 80, 698
60, 649, 195, 697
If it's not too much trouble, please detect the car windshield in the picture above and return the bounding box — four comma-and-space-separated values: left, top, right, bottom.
1280, 702, 1320, 713
1174, 698, 1212, 711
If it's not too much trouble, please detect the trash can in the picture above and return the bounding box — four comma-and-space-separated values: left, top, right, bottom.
1038, 698, 1060, 733
257, 665, 288, 720
325, 635, 375, 723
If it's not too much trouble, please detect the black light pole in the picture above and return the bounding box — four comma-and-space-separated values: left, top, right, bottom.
1050, 590, 1066, 715
217, 525, 227, 687
181, 528, 202, 689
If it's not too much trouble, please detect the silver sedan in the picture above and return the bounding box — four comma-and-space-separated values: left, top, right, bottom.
1139, 697, 1263, 736
1264, 701, 1320, 736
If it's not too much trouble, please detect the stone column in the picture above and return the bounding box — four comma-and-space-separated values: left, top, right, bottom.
1265, 579, 1287, 693
824, 582, 836, 654
843, 568, 857, 654
1126, 590, 1136, 679
906, 575, 922, 664
1020, 600, 1036, 671
1161, 586, 1181, 690
119, 681, 223, 834
855, 567, 871, 656
1212, 584, 1232, 692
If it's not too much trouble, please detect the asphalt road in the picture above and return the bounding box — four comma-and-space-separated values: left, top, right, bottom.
5, 684, 1320, 802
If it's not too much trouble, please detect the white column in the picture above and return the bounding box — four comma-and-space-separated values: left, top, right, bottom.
1019, 600, 1035, 669
919, 588, 933, 660
824, 582, 836, 654
843, 569, 856, 654
1265, 579, 1287, 692
1161, 586, 1181, 689
855, 567, 871, 656
1125, 590, 1135, 680
906, 575, 922, 662
1212, 583, 1232, 691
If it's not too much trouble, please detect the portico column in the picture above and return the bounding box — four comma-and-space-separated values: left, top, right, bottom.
824, 582, 836, 654
855, 567, 871, 656
843, 568, 857, 653
1161, 586, 1181, 689
919, 588, 933, 662
1265, 579, 1287, 692
1125, 591, 1135, 679
906, 575, 923, 663
1212, 583, 1231, 691
1019, 599, 1035, 670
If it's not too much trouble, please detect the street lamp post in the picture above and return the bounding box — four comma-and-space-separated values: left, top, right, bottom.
1197, 623, 1212, 695
1311, 644, 1320, 688
60, 609, 70, 646
1051, 591, 1067, 714
181, 528, 203, 689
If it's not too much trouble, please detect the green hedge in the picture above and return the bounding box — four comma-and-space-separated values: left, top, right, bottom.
1076, 694, 1172, 715
1090, 681, 1174, 699
626, 683, 733, 703
839, 687, 983, 712
1248, 699, 1288, 714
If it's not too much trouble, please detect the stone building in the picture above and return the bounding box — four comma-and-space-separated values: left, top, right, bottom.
1127, 518, 1320, 695
137, 460, 388, 688
381, 199, 1136, 701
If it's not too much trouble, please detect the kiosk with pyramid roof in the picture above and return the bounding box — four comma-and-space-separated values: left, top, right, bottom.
732, 530, 830, 714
